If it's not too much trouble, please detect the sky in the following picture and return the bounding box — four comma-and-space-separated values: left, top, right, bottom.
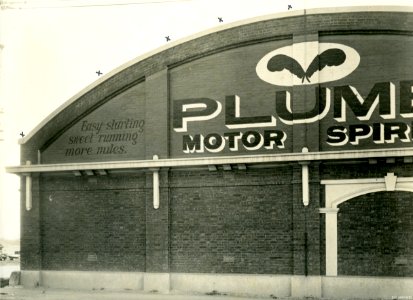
0, 0, 412, 240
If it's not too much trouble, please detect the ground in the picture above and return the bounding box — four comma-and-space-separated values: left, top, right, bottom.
0, 286, 394, 300
0, 285, 400, 300
0, 263, 400, 300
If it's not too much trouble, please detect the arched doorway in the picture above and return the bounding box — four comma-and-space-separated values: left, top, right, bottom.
320, 173, 413, 276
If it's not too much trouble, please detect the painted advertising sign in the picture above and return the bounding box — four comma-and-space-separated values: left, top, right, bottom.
41, 34, 413, 162
170, 35, 413, 157
42, 84, 146, 163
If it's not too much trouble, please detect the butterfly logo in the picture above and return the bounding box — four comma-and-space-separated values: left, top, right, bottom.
256, 42, 360, 86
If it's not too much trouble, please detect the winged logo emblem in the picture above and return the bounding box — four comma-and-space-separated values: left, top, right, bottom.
256, 42, 360, 86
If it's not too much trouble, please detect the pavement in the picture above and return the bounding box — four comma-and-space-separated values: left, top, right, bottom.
0, 286, 295, 300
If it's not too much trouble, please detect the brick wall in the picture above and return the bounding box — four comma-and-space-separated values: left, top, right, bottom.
338, 191, 413, 277
38, 173, 147, 271
20, 175, 41, 271
20, 163, 412, 277
21, 164, 327, 276
169, 168, 294, 274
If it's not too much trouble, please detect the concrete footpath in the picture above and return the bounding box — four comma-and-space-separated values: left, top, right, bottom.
0, 286, 302, 300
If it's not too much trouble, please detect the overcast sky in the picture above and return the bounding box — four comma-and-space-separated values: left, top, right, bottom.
0, 0, 412, 240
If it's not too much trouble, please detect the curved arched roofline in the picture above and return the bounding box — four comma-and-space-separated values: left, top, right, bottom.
19, 5, 413, 146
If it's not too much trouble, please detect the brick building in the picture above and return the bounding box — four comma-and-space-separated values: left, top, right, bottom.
7, 6, 413, 298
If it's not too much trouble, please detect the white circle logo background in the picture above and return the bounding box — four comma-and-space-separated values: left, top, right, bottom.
256, 42, 360, 86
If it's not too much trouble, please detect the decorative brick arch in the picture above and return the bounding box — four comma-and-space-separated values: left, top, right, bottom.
320, 173, 413, 276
